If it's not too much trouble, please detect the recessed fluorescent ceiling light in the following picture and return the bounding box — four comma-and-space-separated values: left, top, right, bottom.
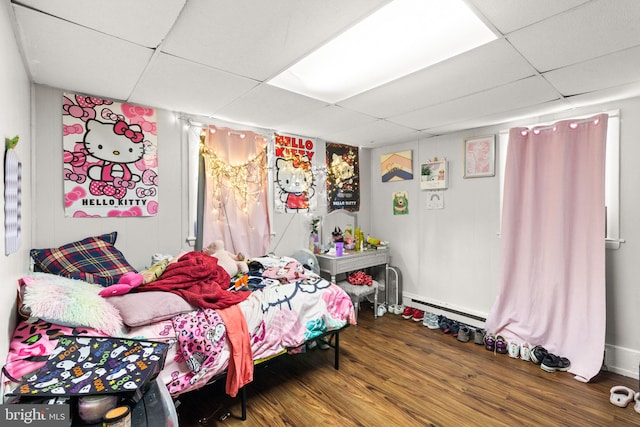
268, 0, 497, 103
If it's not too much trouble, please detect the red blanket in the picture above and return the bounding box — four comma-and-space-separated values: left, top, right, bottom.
137, 251, 250, 309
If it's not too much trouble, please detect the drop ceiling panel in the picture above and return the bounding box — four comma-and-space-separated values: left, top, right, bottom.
543, 45, 640, 96
507, 0, 640, 71
161, 0, 390, 81
15, 0, 186, 48
391, 76, 560, 130
213, 84, 328, 130
322, 120, 426, 147
339, 39, 536, 118
468, 0, 589, 34
13, 5, 153, 100
128, 53, 258, 117
276, 105, 378, 140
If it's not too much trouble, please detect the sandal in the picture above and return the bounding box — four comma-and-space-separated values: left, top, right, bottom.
540, 354, 571, 372
609, 386, 635, 408
530, 345, 548, 365
484, 333, 495, 351
495, 335, 508, 354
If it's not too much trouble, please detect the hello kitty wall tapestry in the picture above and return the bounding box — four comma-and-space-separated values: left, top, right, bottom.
62, 93, 158, 217
274, 133, 318, 213
326, 143, 359, 212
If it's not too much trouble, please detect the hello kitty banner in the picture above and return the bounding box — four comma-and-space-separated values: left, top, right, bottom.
274, 133, 318, 213
63, 93, 158, 217
326, 142, 359, 212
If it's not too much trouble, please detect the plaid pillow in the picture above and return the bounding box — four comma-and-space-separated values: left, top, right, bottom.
30, 232, 136, 286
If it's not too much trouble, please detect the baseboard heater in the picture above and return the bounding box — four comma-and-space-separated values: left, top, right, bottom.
410, 298, 486, 326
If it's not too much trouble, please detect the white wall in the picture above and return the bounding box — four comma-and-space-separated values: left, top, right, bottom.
370, 98, 640, 379
0, 2, 32, 367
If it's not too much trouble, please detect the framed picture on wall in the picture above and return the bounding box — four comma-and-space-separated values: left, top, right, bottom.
464, 135, 495, 178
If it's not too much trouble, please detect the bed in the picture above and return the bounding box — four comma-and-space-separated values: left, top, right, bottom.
2, 232, 356, 422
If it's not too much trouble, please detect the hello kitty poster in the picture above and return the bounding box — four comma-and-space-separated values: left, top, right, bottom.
62, 93, 158, 217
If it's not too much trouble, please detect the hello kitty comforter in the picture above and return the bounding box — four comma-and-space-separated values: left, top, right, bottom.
4, 270, 355, 399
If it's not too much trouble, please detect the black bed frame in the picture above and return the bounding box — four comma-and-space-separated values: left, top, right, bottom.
196, 325, 347, 422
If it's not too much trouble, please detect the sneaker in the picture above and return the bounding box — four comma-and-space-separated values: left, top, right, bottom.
401, 307, 415, 320
473, 329, 485, 345
530, 345, 548, 365
423, 313, 440, 329
412, 310, 425, 322
508, 341, 520, 358
484, 333, 495, 351
495, 335, 508, 354
457, 326, 471, 343
520, 342, 531, 361
540, 354, 570, 373
393, 304, 404, 315
377, 304, 387, 317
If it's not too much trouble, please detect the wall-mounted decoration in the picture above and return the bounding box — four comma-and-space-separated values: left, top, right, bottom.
326, 143, 359, 212
420, 158, 448, 190
274, 133, 317, 213
62, 93, 158, 217
393, 191, 409, 215
4, 135, 21, 255
381, 150, 413, 182
464, 134, 495, 178
426, 190, 444, 210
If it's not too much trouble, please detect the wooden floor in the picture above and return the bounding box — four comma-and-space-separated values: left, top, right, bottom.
175, 304, 640, 426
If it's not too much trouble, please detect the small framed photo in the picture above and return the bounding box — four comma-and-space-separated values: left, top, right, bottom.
464, 135, 495, 178
420, 158, 447, 190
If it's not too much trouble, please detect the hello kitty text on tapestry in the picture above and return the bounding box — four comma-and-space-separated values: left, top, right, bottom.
63, 93, 158, 217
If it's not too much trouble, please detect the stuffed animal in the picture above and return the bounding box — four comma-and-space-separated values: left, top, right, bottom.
203, 240, 249, 277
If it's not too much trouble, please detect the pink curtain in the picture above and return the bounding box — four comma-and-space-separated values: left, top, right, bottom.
485, 114, 608, 382
201, 125, 270, 258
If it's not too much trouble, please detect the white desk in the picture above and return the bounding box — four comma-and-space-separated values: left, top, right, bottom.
317, 247, 389, 284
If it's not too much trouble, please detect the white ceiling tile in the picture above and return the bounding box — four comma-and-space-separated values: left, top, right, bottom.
277, 105, 377, 139
15, 0, 185, 48
339, 39, 536, 118
213, 84, 328, 130
13, 5, 153, 100
390, 76, 560, 130
161, 0, 390, 81
543, 45, 640, 96
427, 99, 574, 135
128, 53, 258, 117
468, 0, 589, 34
322, 120, 425, 147
508, 0, 640, 71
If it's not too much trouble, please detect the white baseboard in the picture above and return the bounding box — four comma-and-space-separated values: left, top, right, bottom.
402, 292, 487, 329
605, 344, 639, 381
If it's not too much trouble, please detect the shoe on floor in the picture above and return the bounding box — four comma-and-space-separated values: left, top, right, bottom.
377, 304, 387, 317
508, 341, 520, 358
540, 354, 571, 373
484, 333, 495, 351
423, 313, 440, 329
412, 309, 425, 322
609, 386, 635, 408
473, 329, 485, 345
495, 335, 508, 354
457, 326, 471, 343
520, 342, 531, 361
401, 307, 415, 320
530, 345, 548, 365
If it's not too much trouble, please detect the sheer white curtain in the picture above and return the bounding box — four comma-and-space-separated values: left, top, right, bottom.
486, 114, 608, 382
200, 125, 270, 258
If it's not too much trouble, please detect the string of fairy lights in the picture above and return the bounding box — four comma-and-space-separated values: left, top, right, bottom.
199, 133, 267, 218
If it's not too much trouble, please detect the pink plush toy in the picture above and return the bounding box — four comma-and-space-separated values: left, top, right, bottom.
99, 272, 144, 297
203, 240, 249, 277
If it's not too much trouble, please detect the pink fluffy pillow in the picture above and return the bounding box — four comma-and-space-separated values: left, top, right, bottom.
21, 273, 124, 336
